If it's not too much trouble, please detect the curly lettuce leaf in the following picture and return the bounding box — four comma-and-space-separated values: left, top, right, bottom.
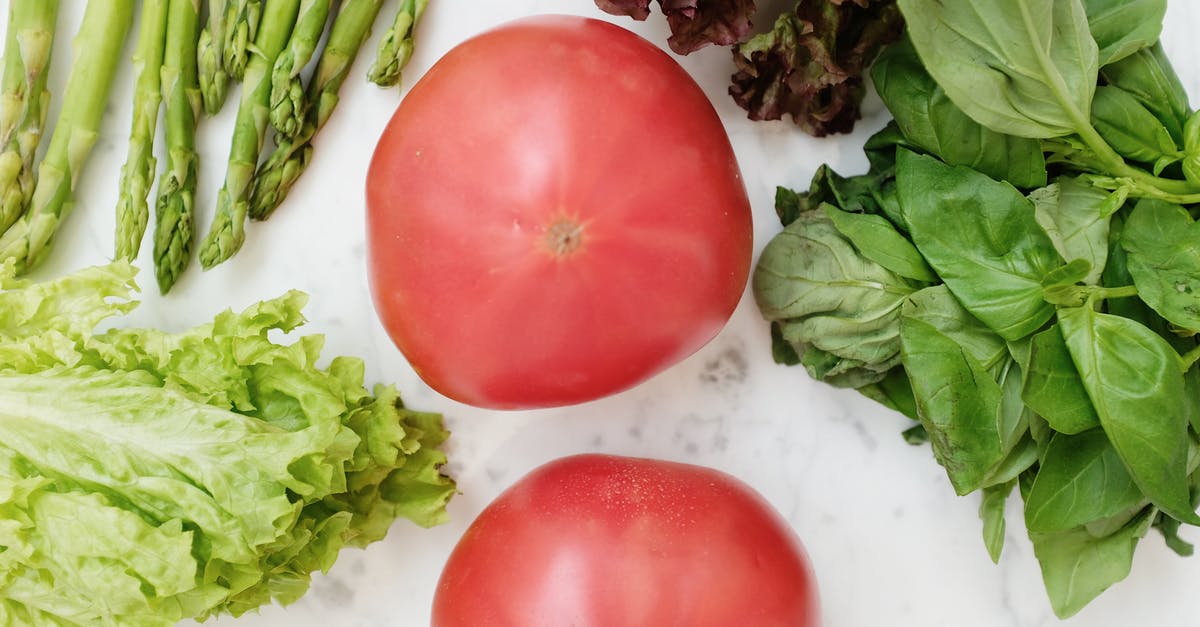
730, 0, 903, 136
595, 0, 755, 54
0, 264, 455, 625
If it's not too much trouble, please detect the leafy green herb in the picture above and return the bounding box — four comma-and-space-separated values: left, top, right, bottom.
1030, 506, 1153, 618
897, 150, 1064, 341
754, 207, 927, 388
1022, 324, 1101, 435
754, 0, 1200, 615
1024, 429, 1143, 532
980, 480, 1015, 563
899, 315, 1006, 495
871, 36, 1047, 188
1028, 177, 1118, 285
1060, 305, 1196, 524
1081, 0, 1165, 66
820, 204, 936, 282
1091, 85, 1183, 172
902, 285, 1008, 375
1121, 199, 1200, 332
897, 0, 1097, 139
1100, 43, 1190, 146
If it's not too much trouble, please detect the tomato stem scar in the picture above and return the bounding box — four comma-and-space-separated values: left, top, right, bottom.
544, 217, 585, 257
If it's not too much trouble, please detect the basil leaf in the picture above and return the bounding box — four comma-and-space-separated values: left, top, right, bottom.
902, 424, 929, 445
1030, 507, 1154, 618
774, 186, 804, 227
1028, 412, 1054, 455
1121, 199, 1200, 333
902, 285, 1008, 374
1025, 429, 1144, 532
1091, 85, 1182, 167
1023, 324, 1101, 434
900, 316, 1005, 495
980, 480, 1015, 563
1058, 305, 1199, 524
1102, 212, 1153, 321
783, 159, 895, 227
996, 359, 1034, 453
768, 321, 801, 366
795, 343, 892, 389
871, 37, 1047, 188
1155, 513, 1196, 557
822, 205, 937, 282
987, 435, 1040, 487
1100, 44, 1190, 145
1082, 0, 1166, 66
1029, 178, 1118, 285
1040, 265, 1095, 300
1106, 211, 1200, 433
897, 0, 1098, 138
898, 150, 1064, 340
857, 367, 919, 421
754, 209, 927, 387
863, 122, 906, 173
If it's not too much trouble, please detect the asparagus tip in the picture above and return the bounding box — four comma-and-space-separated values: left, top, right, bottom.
198, 190, 246, 270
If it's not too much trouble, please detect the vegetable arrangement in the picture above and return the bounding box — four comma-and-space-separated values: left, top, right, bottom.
0, 0, 430, 292
0, 261, 455, 624
754, 0, 1200, 616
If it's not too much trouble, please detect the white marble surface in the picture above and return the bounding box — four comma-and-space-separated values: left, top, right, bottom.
11, 1, 1200, 626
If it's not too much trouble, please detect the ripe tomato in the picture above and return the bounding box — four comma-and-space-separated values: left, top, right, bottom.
431, 454, 819, 627
366, 15, 753, 409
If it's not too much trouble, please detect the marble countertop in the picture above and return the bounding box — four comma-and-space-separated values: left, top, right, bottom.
14, 2, 1200, 626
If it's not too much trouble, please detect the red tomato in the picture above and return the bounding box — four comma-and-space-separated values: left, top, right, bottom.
365, 15, 753, 409
431, 454, 819, 627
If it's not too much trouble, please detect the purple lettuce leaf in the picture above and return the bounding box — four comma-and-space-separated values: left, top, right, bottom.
595, 0, 757, 54
729, 0, 903, 136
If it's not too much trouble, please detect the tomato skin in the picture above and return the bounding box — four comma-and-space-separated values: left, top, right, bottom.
431, 454, 819, 627
365, 15, 753, 409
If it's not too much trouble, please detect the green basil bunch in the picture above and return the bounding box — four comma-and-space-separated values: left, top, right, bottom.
754, 0, 1200, 617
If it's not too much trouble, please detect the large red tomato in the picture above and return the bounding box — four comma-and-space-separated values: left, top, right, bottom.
365, 15, 752, 409
431, 454, 819, 627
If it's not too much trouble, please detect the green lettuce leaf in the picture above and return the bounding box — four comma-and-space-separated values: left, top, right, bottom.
0, 262, 455, 624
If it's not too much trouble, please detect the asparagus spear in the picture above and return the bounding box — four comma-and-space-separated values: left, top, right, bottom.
269, 0, 332, 138
0, 0, 133, 274
367, 0, 427, 87
223, 0, 264, 81
0, 1, 59, 235
197, 0, 229, 114
154, 0, 202, 293
114, 0, 170, 260
199, 0, 300, 269
250, 0, 385, 220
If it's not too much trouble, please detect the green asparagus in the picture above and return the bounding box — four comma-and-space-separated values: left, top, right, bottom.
0, 0, 133, 274
0, 1, 59, 235
197, 0, 229, 114
251, 0, 385, 220
114, 0, 170, 260
154, 0, 202, 293
199, 0, 301, 269
367, 0, 427, 87
269, 0, 332, 138
223, 0, 264, 81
